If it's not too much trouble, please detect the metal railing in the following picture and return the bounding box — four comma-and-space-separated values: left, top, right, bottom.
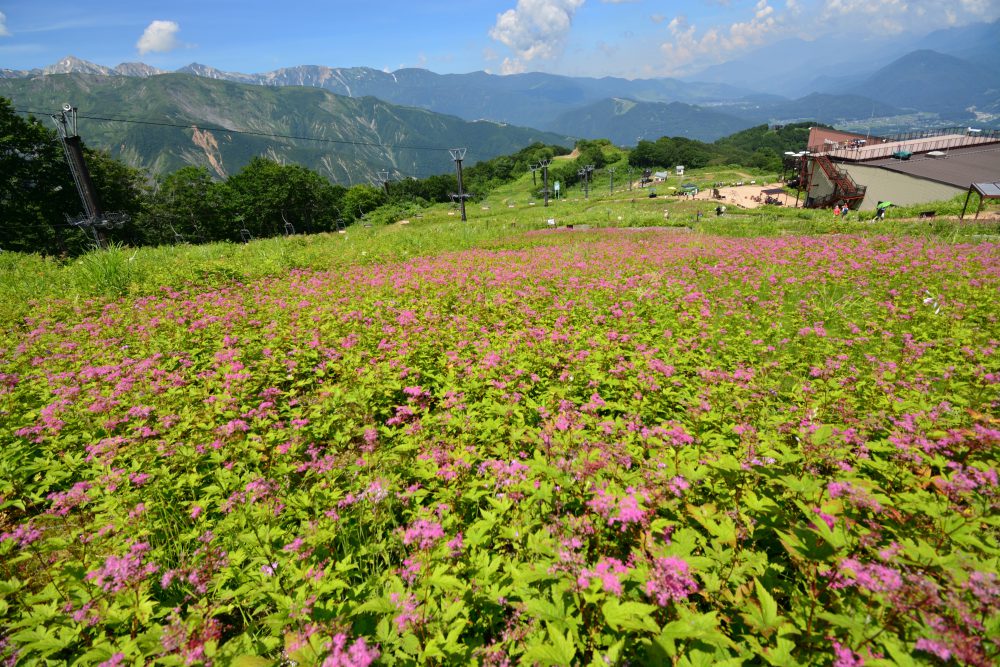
809, 130, 1000, 161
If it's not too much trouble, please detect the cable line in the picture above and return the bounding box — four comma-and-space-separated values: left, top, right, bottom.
13, 108, 463, 154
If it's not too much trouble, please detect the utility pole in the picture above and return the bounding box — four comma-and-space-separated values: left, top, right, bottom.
377, 169, 390, 195
627, 167, 633, 191
281, 210, 296, 236
607, 167, 616, 195
529, 163, 538, 187
51, 103, 128, 249
578, 167, 588, 199
168, 224, 185, 245
540, 159, 551, 207
449, 148, 468, 221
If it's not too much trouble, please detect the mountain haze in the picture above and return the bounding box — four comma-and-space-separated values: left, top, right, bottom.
687, 19, 1000, 105
850, 50, 1000, 116
546, 98, 751, 144
719, 93, 903, 125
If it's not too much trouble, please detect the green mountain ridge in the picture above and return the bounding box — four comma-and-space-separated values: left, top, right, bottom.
545, 91, 910, 145
852, 50, 1000, 116
0, 73, 573, 183
546, 98, 751, 144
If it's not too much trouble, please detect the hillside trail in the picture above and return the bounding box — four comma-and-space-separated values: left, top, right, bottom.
555, 149, 581, 160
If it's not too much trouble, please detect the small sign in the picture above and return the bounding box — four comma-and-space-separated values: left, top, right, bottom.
554, 181, 561, 192
547, 218, 556, 226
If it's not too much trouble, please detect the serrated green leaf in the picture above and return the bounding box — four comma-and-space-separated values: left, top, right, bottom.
230, 656, 273, 667
601, 599, 659, 633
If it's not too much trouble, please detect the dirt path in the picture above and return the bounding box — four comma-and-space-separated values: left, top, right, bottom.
689, 182, 795, 209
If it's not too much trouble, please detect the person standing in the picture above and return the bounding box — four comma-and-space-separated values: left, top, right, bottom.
834, 204, 841, 217
874, 202, 888, 221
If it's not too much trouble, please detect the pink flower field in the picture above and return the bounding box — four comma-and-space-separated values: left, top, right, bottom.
2, 231, 998, 665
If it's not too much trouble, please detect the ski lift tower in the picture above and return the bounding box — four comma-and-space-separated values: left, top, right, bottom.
51, 104, 128, 249
449, 148, 469, 221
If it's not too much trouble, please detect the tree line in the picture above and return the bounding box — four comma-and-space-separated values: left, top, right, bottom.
627, 123, 818, 171
3, 92, 817, 256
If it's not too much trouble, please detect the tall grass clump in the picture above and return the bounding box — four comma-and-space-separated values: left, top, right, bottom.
71, 243, 144, 299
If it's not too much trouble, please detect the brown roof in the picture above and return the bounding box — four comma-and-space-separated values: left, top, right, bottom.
868, 144, 1000, 189
807, 127, 870, 148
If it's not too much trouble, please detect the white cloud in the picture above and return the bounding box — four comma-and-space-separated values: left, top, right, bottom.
0, 12, 11, 37
958, 0, 995, 13
659, 1, 781, 74
651, 13, 666, 24
489, 0, 586, 74
136, 20, 180, 55
819, 0, 998, 32
652, 0, 1000, 76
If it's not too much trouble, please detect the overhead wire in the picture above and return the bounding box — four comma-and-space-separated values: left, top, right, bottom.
14, 106, 481, 181
11, 107, 486, 175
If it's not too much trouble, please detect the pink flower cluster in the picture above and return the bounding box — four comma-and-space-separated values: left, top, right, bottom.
831, 639, 864, 667
402, 519, 445, 550
588, 487, 649, 530
0, 522, 42, 548
834, 558, 903, 593
479, 459, 530, 488
827, 481, 883, 513
46, 481, 92, 516
160, 612, 223, 665
578, 557, 630, 595
86, 542, 158, 592
644, 556, 698, 606
321, 633, 380, 667
389, 592, 419, 632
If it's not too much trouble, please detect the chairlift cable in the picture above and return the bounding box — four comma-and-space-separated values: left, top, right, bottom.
13, 107, 471, 154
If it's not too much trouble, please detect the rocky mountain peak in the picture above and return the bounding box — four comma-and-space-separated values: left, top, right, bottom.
42, 56, 112, 76
114, 62, 166, 77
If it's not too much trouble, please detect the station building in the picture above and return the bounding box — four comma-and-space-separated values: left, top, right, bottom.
795, 127, 1000, 210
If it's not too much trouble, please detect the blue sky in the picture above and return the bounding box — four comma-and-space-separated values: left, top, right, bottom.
1, 0, 997, 78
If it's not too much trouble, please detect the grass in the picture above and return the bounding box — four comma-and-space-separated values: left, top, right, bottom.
2, 166, 997, 326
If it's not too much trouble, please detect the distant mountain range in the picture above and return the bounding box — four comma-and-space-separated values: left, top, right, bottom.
717, 93, 904, 126
0, 73, 571, 182
687, 19, 1000, 99
546, 98, 752, 145
2, 22, 997, 182
850, 50, 1000, 117
1, 55, 753, 130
